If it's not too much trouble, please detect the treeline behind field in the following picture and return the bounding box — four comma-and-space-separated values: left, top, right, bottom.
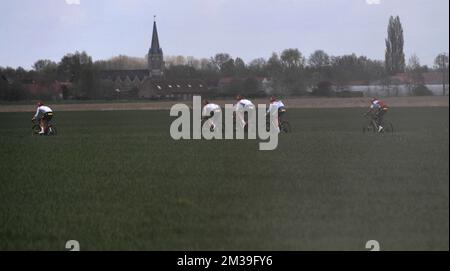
0, 13, 449, 100
1, 49, 448, 101
1, 15, 449, 101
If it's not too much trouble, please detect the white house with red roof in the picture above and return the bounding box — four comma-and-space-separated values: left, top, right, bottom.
343, 72, 448, 97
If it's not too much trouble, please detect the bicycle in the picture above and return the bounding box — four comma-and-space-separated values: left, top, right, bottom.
266, 115, 292, 133
32, 119, 57, 136
363, 112, 393, 134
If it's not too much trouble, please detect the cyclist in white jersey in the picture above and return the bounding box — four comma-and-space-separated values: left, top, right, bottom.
202, 100, 221, 131
234, 95, 255, 129
32, 102, 54, 135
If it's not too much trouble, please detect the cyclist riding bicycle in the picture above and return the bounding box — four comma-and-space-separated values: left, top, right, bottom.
32, 102, 54, 135
367, 97, 389, 132
234, 95, 255, 129
267, 96, 286, 132
202, 100, 221, 131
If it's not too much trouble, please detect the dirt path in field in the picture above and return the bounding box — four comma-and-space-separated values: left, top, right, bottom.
0, 96, 448, 113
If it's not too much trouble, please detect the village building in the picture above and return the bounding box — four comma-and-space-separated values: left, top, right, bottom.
100, 19, 208, 100
341, 72, 449, 97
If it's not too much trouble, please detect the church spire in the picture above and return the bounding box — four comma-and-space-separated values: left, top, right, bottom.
150, 16, 161, 53
148, 16, 164, 77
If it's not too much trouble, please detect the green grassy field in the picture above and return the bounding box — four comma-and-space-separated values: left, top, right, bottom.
0, 107, 448, 251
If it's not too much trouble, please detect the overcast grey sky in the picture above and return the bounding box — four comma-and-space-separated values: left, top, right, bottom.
0, 0, 448, 69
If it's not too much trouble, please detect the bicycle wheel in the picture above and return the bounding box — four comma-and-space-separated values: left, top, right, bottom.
48, 126, 57, 136
381, 121, 393, 134
363, 121, 377, 133
280, 121, 292, 133
32, 124, 41, 135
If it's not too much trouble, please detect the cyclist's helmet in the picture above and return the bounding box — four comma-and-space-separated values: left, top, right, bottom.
204, 100, 210, 105
270, 96, 277, 103
37, 101, 44, 107
371, 97, 378, 103
236, 95, 243, 101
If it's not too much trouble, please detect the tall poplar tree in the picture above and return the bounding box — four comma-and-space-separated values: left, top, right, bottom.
385, 16, 406, 75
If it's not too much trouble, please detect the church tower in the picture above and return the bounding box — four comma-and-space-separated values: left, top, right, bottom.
148, 17, 164, 77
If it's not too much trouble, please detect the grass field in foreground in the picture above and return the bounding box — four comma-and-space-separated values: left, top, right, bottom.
0, 107, 448, 251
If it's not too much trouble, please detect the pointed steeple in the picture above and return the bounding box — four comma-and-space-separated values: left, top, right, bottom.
150, 18, 161, 53
148, 16, 164, 77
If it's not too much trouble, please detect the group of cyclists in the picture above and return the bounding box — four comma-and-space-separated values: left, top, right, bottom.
202, 95, 287, 133
201, 95, 389, 133
32, 96, 389, 135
